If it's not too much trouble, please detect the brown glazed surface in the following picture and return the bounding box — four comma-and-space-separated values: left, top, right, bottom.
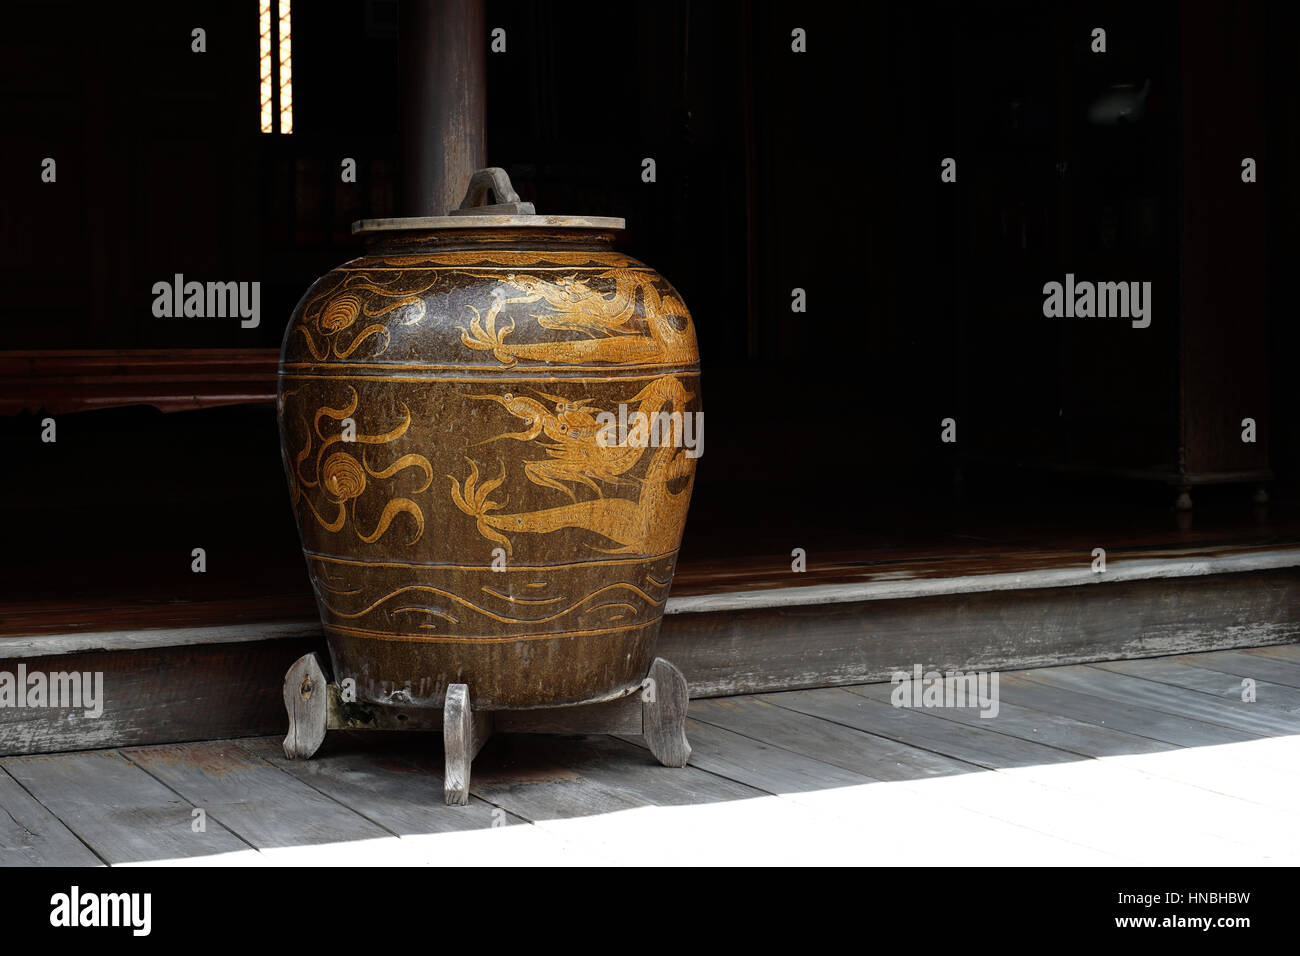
277, 229, 701, 709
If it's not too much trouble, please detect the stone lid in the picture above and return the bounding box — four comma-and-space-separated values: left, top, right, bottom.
352, 214, 624, 234
353, 168, 624, 234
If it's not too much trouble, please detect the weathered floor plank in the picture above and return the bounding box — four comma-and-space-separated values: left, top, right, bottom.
689, 695, 983, 781
468, 733, 839, 865
238, 734, 511, 836
124, 741, 391, 851
993, 673, 1262, 747
1246, 643, 1300, 665
1022, 665, 1300, 736
746, 686, 1268, 861
760, 686, 1083, 771
1180, 648, 1300, 689
844, 682, 1300, 858
846, 682, 1178, 758
471, 733, 761, 815
1093, 657, 1300, 712
621, 718, 1128, 863
689, 698, 1273, 863
2, 750, 255, 864
236, 736, 608, 865
0, 767, 104, 866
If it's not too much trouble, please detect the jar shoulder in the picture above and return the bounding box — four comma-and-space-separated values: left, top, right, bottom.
279, 249, 698, 370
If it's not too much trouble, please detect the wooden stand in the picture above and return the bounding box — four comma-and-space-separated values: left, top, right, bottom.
282, 654, 691, 805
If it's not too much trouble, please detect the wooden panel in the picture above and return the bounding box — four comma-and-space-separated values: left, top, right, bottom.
0, 767, 103, 866
2, 750, 253, 864
0, 349, 279, 415
661, 569, 1300, 697
0, 638, 317, 757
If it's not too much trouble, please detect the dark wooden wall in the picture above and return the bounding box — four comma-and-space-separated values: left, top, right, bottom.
0, 0, 1297, 612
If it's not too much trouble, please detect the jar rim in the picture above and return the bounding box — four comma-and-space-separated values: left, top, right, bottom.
353, 214, 625, 234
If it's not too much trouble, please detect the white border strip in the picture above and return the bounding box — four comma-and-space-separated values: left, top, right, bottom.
4, 548, 1298, 659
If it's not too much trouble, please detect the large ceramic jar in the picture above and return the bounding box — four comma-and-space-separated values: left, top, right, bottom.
277, 180, 701, 711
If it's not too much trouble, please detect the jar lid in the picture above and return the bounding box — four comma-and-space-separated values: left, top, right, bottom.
352, 168, 624, 234
353, 214, 624, 234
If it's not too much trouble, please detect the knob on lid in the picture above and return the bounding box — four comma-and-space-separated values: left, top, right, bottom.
352, 167, 625, 234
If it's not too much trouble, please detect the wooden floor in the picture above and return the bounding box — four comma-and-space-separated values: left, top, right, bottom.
5, 643, 1300, 866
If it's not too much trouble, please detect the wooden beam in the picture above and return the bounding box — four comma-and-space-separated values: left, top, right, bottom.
0, 638, 317, 757
0, 349, 278, 415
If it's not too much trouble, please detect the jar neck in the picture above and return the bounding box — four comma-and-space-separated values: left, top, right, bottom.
361, 228, 620, 255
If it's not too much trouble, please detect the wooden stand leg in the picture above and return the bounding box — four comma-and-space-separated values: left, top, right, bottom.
642, 657, 691, 768
443, 683, 494, 806
283, 652, 329, 760
281, 658, 686, 796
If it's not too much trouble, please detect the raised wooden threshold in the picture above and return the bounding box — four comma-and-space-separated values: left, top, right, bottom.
2, 542, 1298, 756
0, 349, 279, 415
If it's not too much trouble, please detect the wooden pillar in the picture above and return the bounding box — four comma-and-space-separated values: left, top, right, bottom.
1177, 0, 1269, 483
399, 0, 487, 216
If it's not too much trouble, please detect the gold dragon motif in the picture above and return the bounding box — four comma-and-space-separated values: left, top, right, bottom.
449, 375, 696, 556
456, 269, 695, 367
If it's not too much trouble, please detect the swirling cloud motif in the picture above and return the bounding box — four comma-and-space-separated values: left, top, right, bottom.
320, 293, 363, 333
289, 386, 432, 545
322, 452, 366, 501
294, 273, 437, 361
